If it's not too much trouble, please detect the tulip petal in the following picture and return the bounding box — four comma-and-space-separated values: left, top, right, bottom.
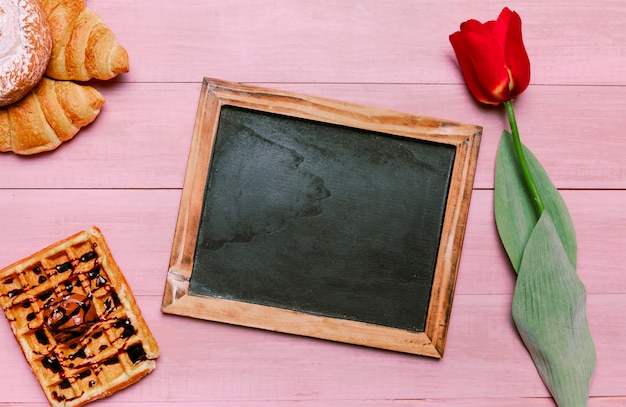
491, 7, 514, 50
493, 8, 531, 96
484, 20, 497, 33
457, 20, 511, 103
450, 30, 500, 105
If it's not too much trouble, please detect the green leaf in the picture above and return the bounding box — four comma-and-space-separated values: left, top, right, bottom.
495, 130, 595, 405
494, 130, 577, 273
512, 211, 596, 406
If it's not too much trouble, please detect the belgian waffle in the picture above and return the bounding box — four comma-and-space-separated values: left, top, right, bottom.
0, 226, 159, 406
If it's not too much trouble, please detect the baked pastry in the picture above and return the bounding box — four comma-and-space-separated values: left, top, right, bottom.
0, 77, 105, 155
41, 0, 129, 81
0, 226, 159, 407
0, 0, 53, 106
0, 0, 129, 155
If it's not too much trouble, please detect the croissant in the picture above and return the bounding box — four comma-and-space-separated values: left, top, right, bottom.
0, 77, 105, 155
40, 0, 129, 81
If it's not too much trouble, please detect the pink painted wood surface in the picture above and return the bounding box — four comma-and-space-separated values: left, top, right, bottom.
1, 0, 625, 405
2, 82, 625, 190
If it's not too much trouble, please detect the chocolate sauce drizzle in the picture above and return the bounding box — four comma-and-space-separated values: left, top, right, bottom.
0, 244, 155, 403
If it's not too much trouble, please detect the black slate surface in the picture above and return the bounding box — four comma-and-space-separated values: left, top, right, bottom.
189, 105, 456, 332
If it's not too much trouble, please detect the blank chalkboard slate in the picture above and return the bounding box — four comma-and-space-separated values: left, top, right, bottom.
162, 78, 482, 358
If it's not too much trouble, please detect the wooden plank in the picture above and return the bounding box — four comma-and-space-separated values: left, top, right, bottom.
3, 398, 626, 407
87, 0, 626, 86
0, 189, 181, 295
1, 189, 625, 297
0, 190, 624, 401
1, 83, 625, 190
265, 83, 626, 191
0, 82, 201, 190
457, 189, 626, 296
0, 0, 622, 406
1, 293, 624, 403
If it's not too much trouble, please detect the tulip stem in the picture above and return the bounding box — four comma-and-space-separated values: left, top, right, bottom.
504, 100, 545, 216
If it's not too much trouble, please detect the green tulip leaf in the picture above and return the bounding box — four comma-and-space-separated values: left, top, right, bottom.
495, 130, 595, 405
494, 130, 577, 273
512, 210, 596, 406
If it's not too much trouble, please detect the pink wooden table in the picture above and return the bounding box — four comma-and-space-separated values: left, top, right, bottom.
2, 1, 625, 405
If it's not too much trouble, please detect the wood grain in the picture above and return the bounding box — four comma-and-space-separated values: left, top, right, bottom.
88, 0, 626, 86
0, 0, 624, 405
2, 293, 625, 403
1, 83, 625, 190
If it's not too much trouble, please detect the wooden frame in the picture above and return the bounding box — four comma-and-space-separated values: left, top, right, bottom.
162, 78, 481, 358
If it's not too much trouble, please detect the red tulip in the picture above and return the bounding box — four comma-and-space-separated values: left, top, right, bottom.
449, 7, 530, 105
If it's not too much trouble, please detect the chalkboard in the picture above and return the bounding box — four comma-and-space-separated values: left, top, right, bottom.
162, 78, 482, 358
